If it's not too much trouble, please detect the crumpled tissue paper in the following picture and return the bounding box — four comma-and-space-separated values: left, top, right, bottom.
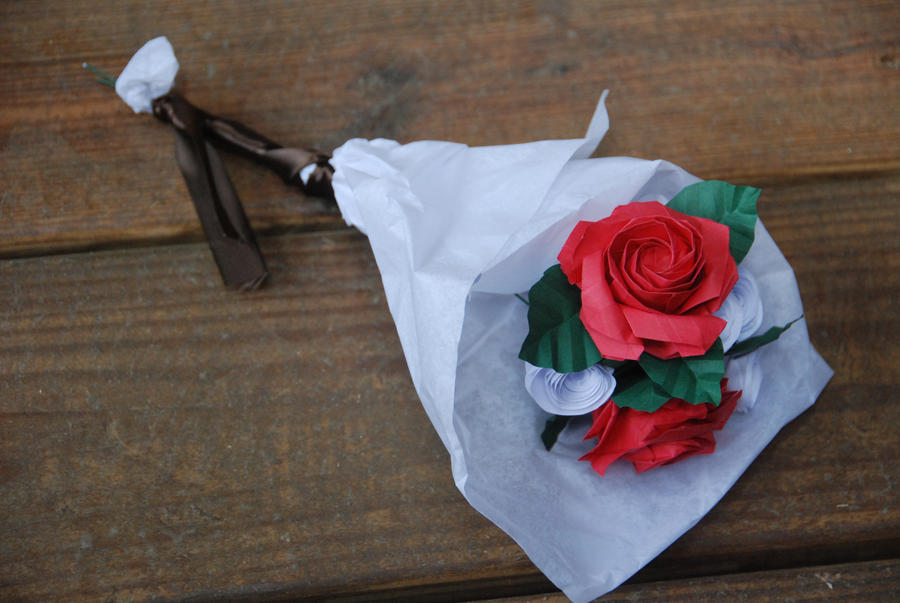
330, 93, 833, 601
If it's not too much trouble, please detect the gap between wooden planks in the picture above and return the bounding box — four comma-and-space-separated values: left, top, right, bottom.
1, 173, 898, 601
476, 559, 899, 603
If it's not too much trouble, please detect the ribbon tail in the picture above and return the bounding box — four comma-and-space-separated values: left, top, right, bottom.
205, 116, 335, 202
169, 111, 269, 290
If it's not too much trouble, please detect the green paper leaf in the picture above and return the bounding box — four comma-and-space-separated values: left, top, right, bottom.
667, 180, 761, 264
728, 316, 803, 358
518, 265, 603, 373
599, 358, 628, 370
610, 363, 674, 412
541, 414, 571, 451
638, 339, 725, 405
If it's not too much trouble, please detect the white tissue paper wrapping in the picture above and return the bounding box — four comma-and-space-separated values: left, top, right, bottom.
115, 36, 179, 114
331, 95, 833, 601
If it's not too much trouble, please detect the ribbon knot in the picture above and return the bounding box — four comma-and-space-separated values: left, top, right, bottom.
152, 92, 335, 290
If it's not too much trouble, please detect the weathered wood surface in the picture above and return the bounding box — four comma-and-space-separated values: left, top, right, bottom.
487, 559, 899, 602
1, 173, 898, 601
1, 0, 899, 257
2, 0, 899, 601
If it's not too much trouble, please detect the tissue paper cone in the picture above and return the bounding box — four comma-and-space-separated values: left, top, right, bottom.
331, 97, 833, 601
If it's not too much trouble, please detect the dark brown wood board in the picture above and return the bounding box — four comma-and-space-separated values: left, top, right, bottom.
1, 1, 898, 601
2, 173, 898, 601
1, 0, 899, 257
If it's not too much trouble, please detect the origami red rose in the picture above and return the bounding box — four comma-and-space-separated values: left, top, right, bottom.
580, 380, 741, 475
558, 201, 738, 361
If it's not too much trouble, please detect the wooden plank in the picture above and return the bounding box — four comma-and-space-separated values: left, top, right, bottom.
1, 0, 899, 257
1, 172, 897, 601
481, 559, 900, 602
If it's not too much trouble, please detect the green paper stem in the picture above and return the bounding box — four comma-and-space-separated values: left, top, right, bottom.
83, 62, 117, 88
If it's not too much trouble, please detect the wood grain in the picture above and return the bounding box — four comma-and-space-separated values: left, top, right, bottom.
1, 173, 897, 601
3, 1, 898, 600
1, 0, 899, 257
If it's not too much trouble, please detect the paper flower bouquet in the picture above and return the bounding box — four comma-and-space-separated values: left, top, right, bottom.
519, 182, 801, 476
332, 115, 832, 600
108, 38, 834, 602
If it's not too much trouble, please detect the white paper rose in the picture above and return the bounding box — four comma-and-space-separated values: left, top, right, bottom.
714, 267, 764, 351
115, 36, 179, 114
524, 362, 616, 416
726, 353, 764, 413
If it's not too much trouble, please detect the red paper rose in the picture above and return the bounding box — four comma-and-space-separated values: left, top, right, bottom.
558, 201, 738, 361
580, 380, 741, 475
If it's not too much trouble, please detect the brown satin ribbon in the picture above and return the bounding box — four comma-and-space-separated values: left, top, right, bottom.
204, 113, 335, 202
151, 92, 334, 290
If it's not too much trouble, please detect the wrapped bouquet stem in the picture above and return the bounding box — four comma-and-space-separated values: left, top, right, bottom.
105, 36, 333, 290
109, 37, 833, 601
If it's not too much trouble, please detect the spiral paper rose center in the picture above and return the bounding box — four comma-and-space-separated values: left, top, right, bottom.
607, 217, 705, 313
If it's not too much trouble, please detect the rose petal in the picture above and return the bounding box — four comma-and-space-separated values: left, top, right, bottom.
624, 434, 715, 473
614, 200, 673, 220
557, 220, 592, 285
581, 401, 659, 475
559, 217, 626, 286
613, 217, 704, 312
643, 397, 736, 442
581, 380, 741, 475
580, 403, 631, 475
621, 306, 725, 359
678, 215, 738, 313
580, 255, 646, 360
640, 399, 713, 440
